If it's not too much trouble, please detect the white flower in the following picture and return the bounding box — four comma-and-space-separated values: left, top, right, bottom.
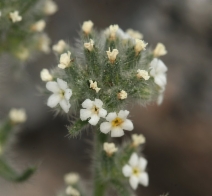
100, 110, 133, 137
52, 40, 66, 53
66, 186, 80, 196
153, 43, 167, 57
136, 69, 150, 80
132, 134, 146, 147
46, 78, 72, 113
89, 80, 101, 93
82, 20, 93, 34
43, 0, 58, 15
134, 39, 148, 54
9, 11, 22, 23
58, 51, 71, 69
9, 108, 27, 123
150, 58, 168, 89
40, 69, 53, 81
38, 34, 51, 53
122, 153, 149, 190
109, 24, 119, 40
31, 20, 46, 32
117, 90, 127, 100
64, 173, 80, 185
84, 39, 94, 51
106, 48, 119, 63
80, 99, 107, 126
103, 142, 118, 156
126, 29, 143, 39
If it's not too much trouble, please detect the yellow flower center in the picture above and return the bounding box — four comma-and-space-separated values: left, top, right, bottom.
92, 106, 99, 114
132, 167, 140, 176
112, 117, 123, 127
59, 90, 65, 98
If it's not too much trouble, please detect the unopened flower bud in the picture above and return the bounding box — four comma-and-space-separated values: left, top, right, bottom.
40, 69, 53, 81
153, 43, 167, 57
132, 134, 146, 147
64, 172, 80, 185
84, 39, 94, 51
31, 20, 46, 32
58, 51, 71, 69
103, 142, 118, 156
117, 90, 127, 100
52, 40, 66, 53
106, 48, 119, 63
82, 20, 93, 34
134, 39, 148, 55
137, 69, 150, 80
9, 108, 27, 124
9, 11, 22, 23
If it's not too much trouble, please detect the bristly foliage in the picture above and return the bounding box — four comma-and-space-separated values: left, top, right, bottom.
45, 24, 162, 136
0, 0, 57, 61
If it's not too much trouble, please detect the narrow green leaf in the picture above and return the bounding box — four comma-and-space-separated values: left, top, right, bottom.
0, 120, 12, 146
0, 158, 36, 182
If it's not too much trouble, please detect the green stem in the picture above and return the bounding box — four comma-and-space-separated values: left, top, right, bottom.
93, 131, 108, 196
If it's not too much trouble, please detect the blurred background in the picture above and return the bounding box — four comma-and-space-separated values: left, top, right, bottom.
0, 0, 212, 195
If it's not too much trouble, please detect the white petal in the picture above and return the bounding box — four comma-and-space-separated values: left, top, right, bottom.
129, 176, 139, 190
121, 119, 133, 131
82, 99, 93, 109
138, 157, 148, 170
154, 74, 167, 88
150, 59, 167, 77
100, 122, 112, 134
150, 58, 157, 67
111, 127, 124, 137
80, 109, 92, 121
157, 93, 164, 105
139, 172, 149, 187
59, 99, 70, 113
156, 59, 168, 73
64, 89, 72, 100
98, 108, 107, 118
106, 112, 117, 122
58, 64, 66, 69
57, 78, 68, 90
89, 114, 100, 125
129, 153, 139, 167
94, 98, 103, 108
47, 94, 60, 108
46, 81, 60, 93
122, 165, 132, 177
118, 110, 129, 119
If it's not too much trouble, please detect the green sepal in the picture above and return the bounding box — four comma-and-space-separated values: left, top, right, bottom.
67, 119, 88, 137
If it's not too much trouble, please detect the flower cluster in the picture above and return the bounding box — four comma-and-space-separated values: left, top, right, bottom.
41, 21, 168, 194
0, 0, 57, 61
42, 20, 168, 133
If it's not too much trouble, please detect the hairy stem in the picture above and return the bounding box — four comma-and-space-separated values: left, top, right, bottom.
93, 131, 108, 196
